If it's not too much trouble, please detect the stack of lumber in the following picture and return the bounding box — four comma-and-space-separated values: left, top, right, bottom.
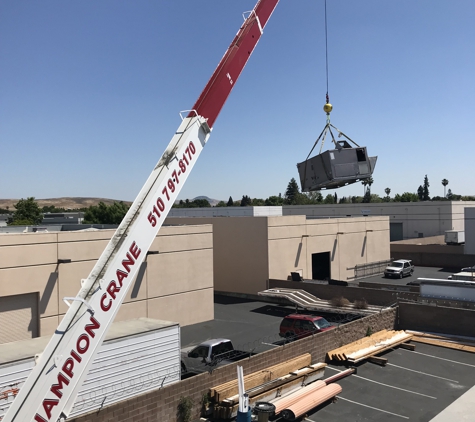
326, 330, 413, 363
210, 354, 327, 419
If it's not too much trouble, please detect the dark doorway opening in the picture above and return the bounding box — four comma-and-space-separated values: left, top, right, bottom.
390, 222, 403, 241
312, 252, 331, 280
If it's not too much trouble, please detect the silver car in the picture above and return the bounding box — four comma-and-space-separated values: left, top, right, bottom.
384, 259, 414, 279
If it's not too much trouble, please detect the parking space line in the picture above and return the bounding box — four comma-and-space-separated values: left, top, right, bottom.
337, 396, 409, 419
387, 363, 459, 383
327, 366, 436, 399
407, 350, 475, 368
261, 342, 280, 347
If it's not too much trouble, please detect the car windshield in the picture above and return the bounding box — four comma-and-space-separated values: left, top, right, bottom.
314, 318, 331, 329
391, 262, 403, 268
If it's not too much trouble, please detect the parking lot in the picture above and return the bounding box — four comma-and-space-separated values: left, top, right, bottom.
303, 342, 475, 421
181, 273, 475, 421
360, 265, 459, 287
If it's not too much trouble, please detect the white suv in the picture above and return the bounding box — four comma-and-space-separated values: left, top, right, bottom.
384, 259, 414, 279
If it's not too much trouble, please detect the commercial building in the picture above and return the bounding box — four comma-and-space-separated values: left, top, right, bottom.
0, 224, 213, 344
283, 201, 475, 241
170, 201, 475, 241
0, 214, 389, 344
166, 214, 390, 295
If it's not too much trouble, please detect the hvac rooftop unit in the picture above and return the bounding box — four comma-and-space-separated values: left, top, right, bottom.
297, 123, 377, 191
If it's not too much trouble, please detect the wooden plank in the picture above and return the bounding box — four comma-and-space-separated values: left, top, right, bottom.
399, 343, 416, 351
412, 336, 475, 353
367, 356, 387, 366
407, 331, 475, 344
350, 333, 413, 363
211, 353, 312, 402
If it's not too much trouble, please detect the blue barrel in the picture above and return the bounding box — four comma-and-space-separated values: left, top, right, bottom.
236, 409, 251, 422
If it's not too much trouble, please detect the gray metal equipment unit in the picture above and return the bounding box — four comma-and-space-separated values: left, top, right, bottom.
297, 122, 377, 191
298, 141, 377, 191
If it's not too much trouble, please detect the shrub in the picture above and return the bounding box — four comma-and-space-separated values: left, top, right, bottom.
177, 396, 194, 422
329, 296, 350, 307
354, 298, 368, 309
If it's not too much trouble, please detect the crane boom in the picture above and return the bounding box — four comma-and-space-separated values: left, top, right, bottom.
2, 1, 278, 421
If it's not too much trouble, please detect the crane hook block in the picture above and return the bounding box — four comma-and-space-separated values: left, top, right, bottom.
323, 103, 333, 113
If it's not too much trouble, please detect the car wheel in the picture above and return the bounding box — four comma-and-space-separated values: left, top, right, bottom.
181, 362, 187, 375
285, 332, 295, 342
399, 272, 403, 279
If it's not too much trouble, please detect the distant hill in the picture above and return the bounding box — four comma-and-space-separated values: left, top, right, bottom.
0, 196, 222, 211
0, 197, 132, 211
192, 196, 221, 206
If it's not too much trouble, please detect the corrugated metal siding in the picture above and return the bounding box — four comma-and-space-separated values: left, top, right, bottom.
0, 323, 180, 420
0, 293, 38, 343
70, 325, 180, 417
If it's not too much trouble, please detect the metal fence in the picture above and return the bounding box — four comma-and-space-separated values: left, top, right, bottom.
348, 259, 393, 280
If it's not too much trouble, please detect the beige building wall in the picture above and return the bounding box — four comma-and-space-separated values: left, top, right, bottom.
167, 215, 390, 295
166, 217, 269, 294
268, 215, 390, 283
0, 224, 213, 344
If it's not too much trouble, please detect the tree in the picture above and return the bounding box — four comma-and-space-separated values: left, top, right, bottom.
394, 192, 419, 202
417, 185, 424, 201
173, 198, 211, 208
42, 205, 67, 213
361, 179, 369, 195
446, 189, 461, 201
215, 201, 227, 207
251, 198, 265, 206
265, 195, 285, 206
442, 179, 449, 198
306, 191, 323, 203
227, 196, 234, 206
363, 187, 372, 203
339, 196, 348, 204
193, 198, 211, 208
370, 194, 383, 203
83, 202, 129, 224
361, 177, 373, 196
423, 175, 430, 201
285, 178, 300, 205
384, 187, 391, 200
240, 195, 252, 206
323, 194, 335, 204
8, 197, 43, 225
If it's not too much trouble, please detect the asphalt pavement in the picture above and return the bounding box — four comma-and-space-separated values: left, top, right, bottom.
358, 265, 459, 287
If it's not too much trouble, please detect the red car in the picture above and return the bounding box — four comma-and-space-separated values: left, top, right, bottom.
279, 314, 334, 340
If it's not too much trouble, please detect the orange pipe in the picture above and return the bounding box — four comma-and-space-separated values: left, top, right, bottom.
272, 380, 326, 414
280, 383, 342, 421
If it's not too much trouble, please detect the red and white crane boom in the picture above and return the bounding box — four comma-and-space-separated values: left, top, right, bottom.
2, 1, 278, 421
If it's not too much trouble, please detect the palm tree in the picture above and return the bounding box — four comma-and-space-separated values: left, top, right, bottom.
361, 177, 373, 195
361, 179, 368, 195
367, 176, 374, 190
442, 179, 449, 198
384, 187, 391, 201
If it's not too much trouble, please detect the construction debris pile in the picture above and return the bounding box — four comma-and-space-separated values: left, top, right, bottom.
210, 354, 328, 419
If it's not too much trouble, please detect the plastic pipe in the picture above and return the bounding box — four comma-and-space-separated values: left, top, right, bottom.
280, 383, 342, 421
272, 380, 326, 414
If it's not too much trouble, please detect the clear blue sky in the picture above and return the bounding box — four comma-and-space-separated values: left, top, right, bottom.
1, 1, 474, 203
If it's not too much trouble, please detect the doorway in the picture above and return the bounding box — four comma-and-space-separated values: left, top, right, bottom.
312, 252, 331, 280
390, 222, 403, 241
